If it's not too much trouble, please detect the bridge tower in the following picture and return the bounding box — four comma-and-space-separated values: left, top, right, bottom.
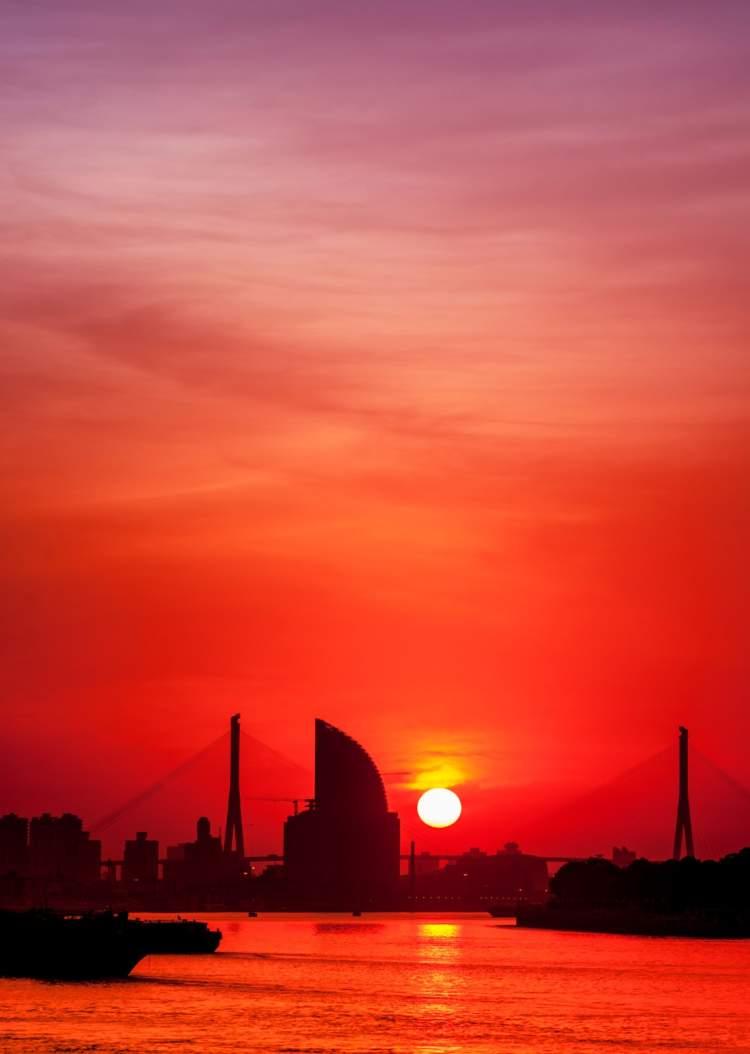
224, 713, 245, 856
672, 725, 695, 859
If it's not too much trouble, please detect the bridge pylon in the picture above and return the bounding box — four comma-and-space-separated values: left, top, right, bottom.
224, 713, 245, 856
672, 725, 695, 859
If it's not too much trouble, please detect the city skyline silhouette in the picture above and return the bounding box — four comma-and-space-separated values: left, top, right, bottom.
5, 717, 750, 866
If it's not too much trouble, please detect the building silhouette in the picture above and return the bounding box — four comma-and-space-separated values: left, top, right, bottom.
0, 814, 28, 875
123, 831, 159, 884
28, 813, 101, 882
165, 817, 219, 884
413, 843, 548, 907
284, 719, 400, 908
164, 817, 244, 898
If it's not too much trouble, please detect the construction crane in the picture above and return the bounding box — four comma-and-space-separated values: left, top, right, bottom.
244, 796, 315, 816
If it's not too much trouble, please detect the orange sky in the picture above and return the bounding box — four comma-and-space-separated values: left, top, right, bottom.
1, 2, 749, 857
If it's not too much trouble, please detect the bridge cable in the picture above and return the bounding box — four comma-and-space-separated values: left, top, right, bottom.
90, 731, 228, 834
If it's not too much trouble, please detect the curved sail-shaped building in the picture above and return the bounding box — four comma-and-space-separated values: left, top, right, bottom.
283, 719, 400, 908
314, 719, 388, 816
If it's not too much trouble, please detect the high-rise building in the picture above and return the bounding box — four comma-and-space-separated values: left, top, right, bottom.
284, 719, 400, 908
123, 831, 159, 884
164, 817, 242, 888
0, 814, 28, 875
28, 813, 101, 882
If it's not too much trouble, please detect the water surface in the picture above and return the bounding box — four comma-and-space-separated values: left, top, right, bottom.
1, 913, 748, 1053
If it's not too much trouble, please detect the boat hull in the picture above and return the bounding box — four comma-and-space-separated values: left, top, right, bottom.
129, 919, 222, 954
0, 911, 146, 979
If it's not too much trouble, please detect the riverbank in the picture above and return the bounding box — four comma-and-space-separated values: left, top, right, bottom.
516, 904, 750, 938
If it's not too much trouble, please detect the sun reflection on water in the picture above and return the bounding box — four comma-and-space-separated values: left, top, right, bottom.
418, 922, 461, 955
420, 923, 459, 939
412, 921, 465, 1027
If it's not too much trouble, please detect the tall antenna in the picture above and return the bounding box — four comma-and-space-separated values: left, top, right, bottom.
224, 713, 245, 856
672, 725, 695, 859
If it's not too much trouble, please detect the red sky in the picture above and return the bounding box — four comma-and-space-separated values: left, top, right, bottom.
1, 2, 749, 859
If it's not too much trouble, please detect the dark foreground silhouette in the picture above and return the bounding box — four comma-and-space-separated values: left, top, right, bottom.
0, 910, 222, 979
516, 850, 750, 937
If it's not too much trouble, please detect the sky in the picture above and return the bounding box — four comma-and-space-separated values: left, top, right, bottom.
1, 1, 749, 858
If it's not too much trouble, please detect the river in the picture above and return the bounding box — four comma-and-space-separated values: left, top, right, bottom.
1, 913, 748, 1053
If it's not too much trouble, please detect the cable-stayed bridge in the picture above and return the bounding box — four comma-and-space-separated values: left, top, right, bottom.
90, 720, 750, 868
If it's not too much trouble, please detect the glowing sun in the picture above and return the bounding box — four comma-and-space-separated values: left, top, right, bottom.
417, 787, 462, 828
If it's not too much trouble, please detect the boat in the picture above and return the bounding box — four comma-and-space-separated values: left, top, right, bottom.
0, 910, 223, 979
0, 910, 146, 980
128, 917, 222, 954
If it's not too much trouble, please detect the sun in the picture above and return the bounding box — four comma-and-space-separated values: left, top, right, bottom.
417, 787, 462, 829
